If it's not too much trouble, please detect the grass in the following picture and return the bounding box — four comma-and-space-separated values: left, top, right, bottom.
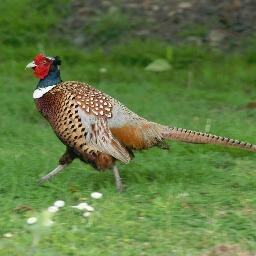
0, 1, 256, 255
0, 43, 256, 256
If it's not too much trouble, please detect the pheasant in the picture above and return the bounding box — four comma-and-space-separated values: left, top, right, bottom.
26, 54, 256, 191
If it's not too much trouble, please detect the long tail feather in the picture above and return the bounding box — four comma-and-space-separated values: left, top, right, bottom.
163, 127, 256, 152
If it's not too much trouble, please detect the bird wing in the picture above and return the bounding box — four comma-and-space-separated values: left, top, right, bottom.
62, 81, 163, 153
64, 82, 131, 163
77, 107, 131, 163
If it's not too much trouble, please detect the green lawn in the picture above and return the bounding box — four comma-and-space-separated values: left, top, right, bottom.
0, 43, 256, 255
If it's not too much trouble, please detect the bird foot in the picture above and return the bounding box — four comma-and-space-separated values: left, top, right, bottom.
38, 176, 51, 185
38, 164, 67, 185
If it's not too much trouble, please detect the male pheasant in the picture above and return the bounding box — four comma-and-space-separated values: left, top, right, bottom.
26, 54, 256, 191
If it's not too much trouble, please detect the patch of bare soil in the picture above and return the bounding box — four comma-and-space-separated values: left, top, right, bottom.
203, 244, 254, 256
57, 0, 256, 48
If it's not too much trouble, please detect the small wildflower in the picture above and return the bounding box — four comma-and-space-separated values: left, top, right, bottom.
83, 212, 91, 218
91, 192, 103, 199
48, 206, 59, 213
99, 67, 107, 73
71, 202, 88, 210
44, 220, 54, 226
54, 200, 65, 208
85, 205, 94, 212
3, 232, 13, 238
178, 192, 189, 197
27, 217, 38, 225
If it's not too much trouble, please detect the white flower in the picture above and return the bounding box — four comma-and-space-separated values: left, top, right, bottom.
85, 205, 94, 212
48, 206, 59, 213
54, 200, 65, 208
83, 212, 91, 218
27, 217, 38, 225
3, 232, 13, 238
99, 67, 107, 73
91, 192, 103, 199
178, 192, 189, 197
71, 202, 88, 210
71, 203, 94, 212
44, 220, 54, 226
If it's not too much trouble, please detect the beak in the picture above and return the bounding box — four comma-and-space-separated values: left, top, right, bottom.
25, 61, 37, 69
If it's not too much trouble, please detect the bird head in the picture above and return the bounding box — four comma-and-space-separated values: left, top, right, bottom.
26, 54, 61, 80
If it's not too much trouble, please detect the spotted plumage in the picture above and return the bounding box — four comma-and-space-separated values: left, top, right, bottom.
69, 82, 113, 117
35, 82, 117, 170
26, 54, 256, 192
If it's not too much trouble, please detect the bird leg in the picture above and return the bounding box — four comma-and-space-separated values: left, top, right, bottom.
38, 147, 76, 184
38, 164, 67, 184
112, 165, 123, 192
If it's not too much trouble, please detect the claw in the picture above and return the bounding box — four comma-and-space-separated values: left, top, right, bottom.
38, 164, 67, 185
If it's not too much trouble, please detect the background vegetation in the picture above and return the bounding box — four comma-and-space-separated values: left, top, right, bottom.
0, 0, 256, 255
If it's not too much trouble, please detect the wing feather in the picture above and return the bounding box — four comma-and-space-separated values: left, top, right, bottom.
77, 107, 131, 163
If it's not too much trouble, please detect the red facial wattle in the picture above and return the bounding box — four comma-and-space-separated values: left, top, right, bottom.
33, 54, 52, 80
34, 64, 51, 80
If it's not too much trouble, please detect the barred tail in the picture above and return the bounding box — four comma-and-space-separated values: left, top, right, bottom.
163, 127, 256, 152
